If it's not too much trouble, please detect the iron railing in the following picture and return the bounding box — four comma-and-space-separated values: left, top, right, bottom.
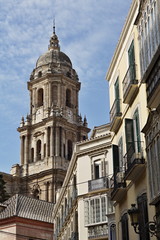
122, 64, 138, 98
110, 99, 122, 123
88, 177, 109, 192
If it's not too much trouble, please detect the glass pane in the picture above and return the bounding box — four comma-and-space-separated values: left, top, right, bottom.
95, 198, 100, 222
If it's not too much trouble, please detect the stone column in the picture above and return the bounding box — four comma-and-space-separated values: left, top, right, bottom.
24, 134, 29, 164
41, 133, 44, 159
46, 127, 49, 157
50, 126, 53, 157
48, 81, 51, 108
20, 136, 25, 165
56, 127, 59, 156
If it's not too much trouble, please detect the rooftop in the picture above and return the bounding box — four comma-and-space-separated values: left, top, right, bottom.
0, 194, 54, 223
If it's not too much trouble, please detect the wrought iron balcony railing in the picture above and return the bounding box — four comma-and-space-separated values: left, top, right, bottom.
88, 176, 109, 192
123, 141, 145, 181
110, 98, 122, 123
123, 141, 145, 170
122, 64, 138, 103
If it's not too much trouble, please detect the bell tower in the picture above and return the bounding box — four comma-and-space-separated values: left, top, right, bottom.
17, 27, 90, 202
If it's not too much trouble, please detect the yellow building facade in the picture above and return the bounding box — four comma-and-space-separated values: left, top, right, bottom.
106, 0, 157, 239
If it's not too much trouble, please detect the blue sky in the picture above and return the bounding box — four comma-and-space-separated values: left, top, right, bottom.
0, 0, 132, 173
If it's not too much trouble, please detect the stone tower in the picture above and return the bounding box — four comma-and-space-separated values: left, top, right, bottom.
15, 27, 90, 202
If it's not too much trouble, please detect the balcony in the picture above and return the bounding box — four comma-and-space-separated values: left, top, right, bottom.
110, 99, 122, 133
110, 170, 127, 202
88, 177, 110, 193
123, 64, 138, 105
88, 224, 108, 239
124, 142, 145, 181
146, 57, 160, 108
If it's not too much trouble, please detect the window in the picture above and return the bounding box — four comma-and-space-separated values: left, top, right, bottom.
125, 109, 141, 163
94, 160, 101, 179
67, 140, 72, 160
133, 108, 141, 152
37, 88, 43, 107
38, 71, 42, 78
121, 213, 129, 240
36, 140, 41, 160
33, 188, 40, 199
112, 145, 120, 173
137, 193, 150, 240
31, 148, 34, 162
128, 40, 136, 82
118, 137, 124, 171
66, 89, 71, 107
114, 77, 120, 114
110, 223, 116, 240
84, 196, 107, 225
91, 159, 105, 180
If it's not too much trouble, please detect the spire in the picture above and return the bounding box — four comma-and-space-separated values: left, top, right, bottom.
53, 18, 56, 34
48, 18, 60, 51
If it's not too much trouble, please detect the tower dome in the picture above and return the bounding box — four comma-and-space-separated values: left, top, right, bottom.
36, 28, 72, 69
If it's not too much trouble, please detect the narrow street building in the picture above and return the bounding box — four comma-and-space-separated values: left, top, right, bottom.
106, 0, 157, 239
53, 124, 115, 240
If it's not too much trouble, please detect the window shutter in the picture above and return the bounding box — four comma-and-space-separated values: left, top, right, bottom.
114, 77, 120, 100
128, 40, 136, 81
125, 119, 135, 154
91, 163, 94, 179
137, 193, 150, 240
121, 213, 129, 240
112, 145, 120, 173
101, 159, 106, 177
133, 109, 141, 152
114, 78, 120, 114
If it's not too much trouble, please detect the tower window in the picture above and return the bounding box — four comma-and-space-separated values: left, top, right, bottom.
66, 89, 71, 108
38, 71, 42, 78
67, 140, 72, 160
33, 188, 40, 199
36, 140, 41, 160
31, 148, 34, 162
37, 88, 43, 107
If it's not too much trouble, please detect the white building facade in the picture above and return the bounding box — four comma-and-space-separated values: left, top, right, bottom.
53, 124, 115, 240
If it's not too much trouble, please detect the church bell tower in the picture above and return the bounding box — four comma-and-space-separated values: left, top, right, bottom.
17, 27, 90, 202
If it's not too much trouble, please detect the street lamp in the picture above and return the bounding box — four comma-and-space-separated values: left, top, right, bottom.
128, 204, 159, 237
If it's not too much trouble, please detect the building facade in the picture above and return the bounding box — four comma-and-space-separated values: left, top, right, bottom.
2, 28, 90, 203
53, 124, 116, 240
106, 0, 156, 239
137, 0, 160, 237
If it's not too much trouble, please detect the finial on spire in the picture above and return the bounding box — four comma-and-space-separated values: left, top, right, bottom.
53, 18, 56, 34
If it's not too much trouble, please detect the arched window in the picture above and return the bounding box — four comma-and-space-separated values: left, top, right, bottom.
66, 89, 71, 107
110, 224, 116, 240
37, 88, 43, 107
67, 140, 72, 160
38, 71, 42, 78
31, 148, 34, 162
33, 189, 40, 199
37, 140, 41, 160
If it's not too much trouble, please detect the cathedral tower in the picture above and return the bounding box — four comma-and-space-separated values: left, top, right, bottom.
16, 28, 90, 202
